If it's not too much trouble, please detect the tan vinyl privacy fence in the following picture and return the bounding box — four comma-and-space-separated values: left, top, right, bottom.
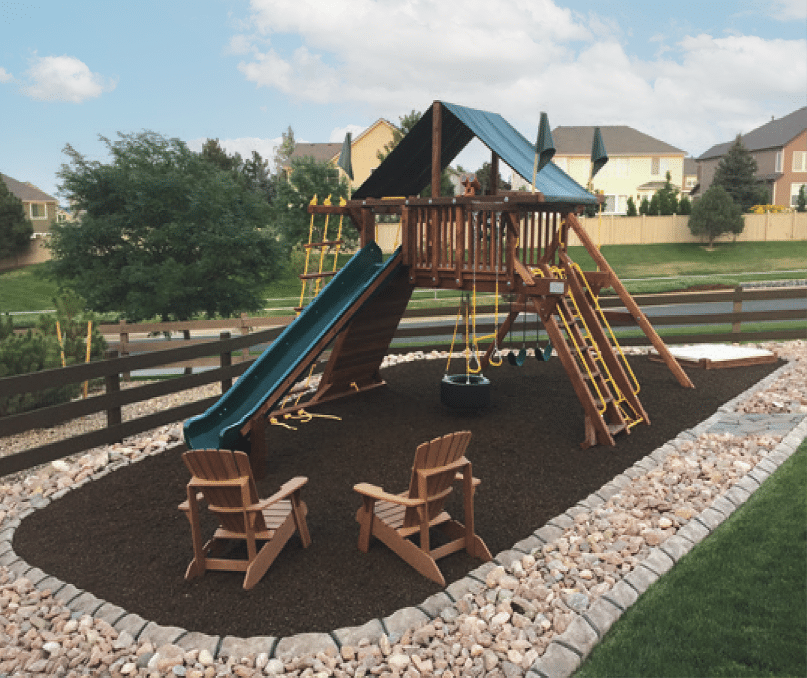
377, 212, 806, 252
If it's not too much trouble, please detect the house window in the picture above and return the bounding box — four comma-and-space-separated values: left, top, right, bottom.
775, 151, 783, 173
793, 151, 807, 172
30, 203, 48, 220
650, 158, 669, 177
791, 183, 806, 206
603, 195, 627, 214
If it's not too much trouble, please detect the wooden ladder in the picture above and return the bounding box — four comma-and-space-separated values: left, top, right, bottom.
536, 262, 647, 448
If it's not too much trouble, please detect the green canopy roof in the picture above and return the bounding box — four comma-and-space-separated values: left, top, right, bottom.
354, 101, 597, 204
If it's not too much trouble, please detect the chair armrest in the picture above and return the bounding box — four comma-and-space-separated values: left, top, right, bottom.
353, 483, 423, 507
255, 476, 309, 509
178, 492, 205, 512
453, 472, 481, 488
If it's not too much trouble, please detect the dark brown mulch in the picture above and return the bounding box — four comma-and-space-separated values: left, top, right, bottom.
14, 355, 782, 639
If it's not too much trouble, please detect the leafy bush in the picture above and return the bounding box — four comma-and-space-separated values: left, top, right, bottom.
688, 185, 744, 249
0, 292, 106, 416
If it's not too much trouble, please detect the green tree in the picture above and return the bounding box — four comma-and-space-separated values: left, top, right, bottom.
274, 126, 296, 176
654, 171, 679, 215
796, 185, 806, 213
49, 131, 282, 321
0, 176, 34, 259
677, 195, 692, 215
475, 161, 511, 195
270, 155, 351, 250
201, 138, 242, 173
626, 196, 638, 217
688, 185, 744, 249
712, 135, 768, 211
639, 196, 651, 215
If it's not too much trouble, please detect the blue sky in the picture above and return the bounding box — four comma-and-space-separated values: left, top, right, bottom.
2, 0, 805, 200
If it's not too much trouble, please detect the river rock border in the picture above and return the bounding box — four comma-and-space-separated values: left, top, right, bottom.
0, 349, 805, 677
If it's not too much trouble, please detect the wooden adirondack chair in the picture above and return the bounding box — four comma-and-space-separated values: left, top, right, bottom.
354, 431, 491, 586
179, 449, 311, 590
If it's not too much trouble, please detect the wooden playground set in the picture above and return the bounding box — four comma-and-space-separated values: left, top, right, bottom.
180, 100, 695, 587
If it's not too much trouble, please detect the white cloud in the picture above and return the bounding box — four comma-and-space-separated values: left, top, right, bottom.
23, 55, 116, 103
767, 0, 807, 20
0, 67, 13, 83
233, 0, 807, 158
328, 124, 365, 143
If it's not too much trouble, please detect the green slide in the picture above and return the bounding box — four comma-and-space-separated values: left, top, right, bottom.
183, 242, 402, 452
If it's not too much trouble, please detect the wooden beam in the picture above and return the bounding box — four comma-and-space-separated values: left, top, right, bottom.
490, 152, 499, 196
432, 101, 441, 198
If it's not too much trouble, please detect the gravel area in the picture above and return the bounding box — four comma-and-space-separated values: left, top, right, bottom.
0, 340, 804, 677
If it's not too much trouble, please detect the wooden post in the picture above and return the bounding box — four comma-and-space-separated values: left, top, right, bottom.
732, 286, 743, 335
219, 331, 232, 393
119, 319, 131, 381
240, 313, 250, 362
104, 349, 122, 442
431, 101, 442, 198
490, 152, 499, 196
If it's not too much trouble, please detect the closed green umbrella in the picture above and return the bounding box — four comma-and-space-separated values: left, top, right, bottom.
532, 111, 555, 192
337, 131, 353, 181
590, 127, 608, 180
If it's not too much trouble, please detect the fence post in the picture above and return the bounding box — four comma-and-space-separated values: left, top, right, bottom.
104, 349, 122, 442
240, 313, 250, 362
119, 320, 131, 381
732, 286, 743, 335
220, 331, 232, 393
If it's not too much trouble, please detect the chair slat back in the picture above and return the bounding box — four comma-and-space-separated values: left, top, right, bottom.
403, 431, 471, 527
182, 449, 266, 534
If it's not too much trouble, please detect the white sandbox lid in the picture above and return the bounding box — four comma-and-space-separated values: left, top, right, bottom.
649, 344, 775, 362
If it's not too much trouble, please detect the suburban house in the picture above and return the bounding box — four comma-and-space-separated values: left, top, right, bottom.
286, 119, 397, 190
696, 107, 807, 208
1, 172, 58, 233
547, 126, 686, 215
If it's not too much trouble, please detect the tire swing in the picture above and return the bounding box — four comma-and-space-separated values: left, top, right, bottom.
441, 211, 491, 410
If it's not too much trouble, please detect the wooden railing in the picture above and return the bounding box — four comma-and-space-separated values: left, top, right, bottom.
1, 285, 803, 477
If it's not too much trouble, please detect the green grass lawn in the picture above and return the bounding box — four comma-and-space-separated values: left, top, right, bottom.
1, 242, 804, 319
574, 441, 807, 678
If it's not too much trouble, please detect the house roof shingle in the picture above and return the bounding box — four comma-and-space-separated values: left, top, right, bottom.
1, 173, 57, 202
288, 143, 343, 164
697, 107, 807, 160
551, 126, 685, 156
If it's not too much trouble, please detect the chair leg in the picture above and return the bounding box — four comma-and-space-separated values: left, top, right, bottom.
243, 514, 297, 589
291, 497, 311, 548
357, 497, 376, 553
369, 515, 446, 587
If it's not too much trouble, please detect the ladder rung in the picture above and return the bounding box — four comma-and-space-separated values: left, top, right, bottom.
299, 271, 337, 280
304, 240, 344, 249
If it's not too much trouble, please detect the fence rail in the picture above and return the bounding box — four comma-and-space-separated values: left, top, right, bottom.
1, 285, 804, 478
